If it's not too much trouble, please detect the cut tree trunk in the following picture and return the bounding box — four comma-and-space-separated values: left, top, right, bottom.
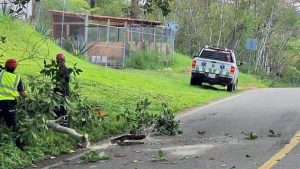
46, 118, 90, 148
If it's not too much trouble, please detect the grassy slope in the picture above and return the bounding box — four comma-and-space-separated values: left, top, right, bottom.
0, 15, 266, 169
0, 16, 265, 115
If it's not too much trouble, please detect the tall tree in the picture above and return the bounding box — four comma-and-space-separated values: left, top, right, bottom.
172, 0, 300, 75
129, 0, 173, 18
0, 0, 32, 18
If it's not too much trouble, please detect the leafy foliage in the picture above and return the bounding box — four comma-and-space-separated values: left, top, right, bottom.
172, 0, 300, 79
152, 102, 181, 135
117, 98, 181, 135
153, 149, 167, 161
94, 0, 128, 17
117, 98, 153, 134
0, 58, 107, 168
0, 143, 30, 169
142, 0, 173, 17
70, 96, 107, 129
0, 0, 31, 19
0, 130, 75, 169
254, 66, 300, 87
9, 59, 83, 147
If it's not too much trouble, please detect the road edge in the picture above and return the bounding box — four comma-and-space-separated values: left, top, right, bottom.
176, 89, 258, 119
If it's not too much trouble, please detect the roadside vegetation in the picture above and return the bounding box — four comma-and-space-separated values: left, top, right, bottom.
171, 1, 300, 87
25, 0, 300, 87
2, 0, 299, 168
0, 14, 265, 168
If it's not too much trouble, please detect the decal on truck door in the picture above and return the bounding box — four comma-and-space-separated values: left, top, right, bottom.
220, 64, 225, 70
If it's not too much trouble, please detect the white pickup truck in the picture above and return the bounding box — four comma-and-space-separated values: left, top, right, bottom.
190, 46, 239, 91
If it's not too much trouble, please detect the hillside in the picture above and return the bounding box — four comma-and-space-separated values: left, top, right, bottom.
0, 16, 264, 114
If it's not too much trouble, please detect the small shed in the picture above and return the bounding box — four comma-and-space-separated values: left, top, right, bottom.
50, 10, 173, 68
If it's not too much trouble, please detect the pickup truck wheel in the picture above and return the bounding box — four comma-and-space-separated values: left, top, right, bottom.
198, 81, 202, 86
227, 83, 234, 92
190, 77, 198, 86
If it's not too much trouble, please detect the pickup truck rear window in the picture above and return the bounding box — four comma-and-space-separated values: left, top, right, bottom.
200, 50, 233, 63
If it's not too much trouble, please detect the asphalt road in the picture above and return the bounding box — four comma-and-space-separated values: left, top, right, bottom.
36, 88, 300, 169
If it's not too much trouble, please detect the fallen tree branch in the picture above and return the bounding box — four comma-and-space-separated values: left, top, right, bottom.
46, 118, 90, 148
110, 134, 146, 146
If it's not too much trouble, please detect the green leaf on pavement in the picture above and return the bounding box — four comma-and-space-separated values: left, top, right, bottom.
153, 149, 167, 161
249, 132, 258, 140
80, 151, 110, 164
268, 129, 281, 137
241, 131, 258, 140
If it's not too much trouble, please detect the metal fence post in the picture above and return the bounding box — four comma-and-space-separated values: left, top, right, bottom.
105, 19, 110, 67
84, 14, 88, 44
123, 22, 128, 68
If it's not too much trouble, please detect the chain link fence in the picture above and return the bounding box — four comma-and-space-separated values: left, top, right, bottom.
85, 23, 174, 68
4, 0, 176, 69
48, 7, 175, 68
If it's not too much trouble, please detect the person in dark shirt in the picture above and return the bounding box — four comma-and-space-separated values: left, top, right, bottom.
53, 53, 71, 126
55, 53, 70, 97
0, 59, 26, 132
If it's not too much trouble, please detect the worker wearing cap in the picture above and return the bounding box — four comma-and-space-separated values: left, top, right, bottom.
0, 59, 26, 131
54, 53, 70, 97
54, 53, 71, 126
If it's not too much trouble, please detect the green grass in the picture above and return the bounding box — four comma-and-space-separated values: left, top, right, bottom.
0, 16, 265, 115
125, 51, 173, 70
238, 73, 266, 89
0, 15, 265, 168
171, 52, 192, 72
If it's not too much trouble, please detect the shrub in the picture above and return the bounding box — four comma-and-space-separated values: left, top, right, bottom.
117, 98, 181, 135
125, 51, 173, 70
0, 59, 107, 168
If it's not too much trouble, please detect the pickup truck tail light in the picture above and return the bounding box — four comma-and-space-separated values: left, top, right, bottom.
230, 66, 235, 74
192, 60, 196, 68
